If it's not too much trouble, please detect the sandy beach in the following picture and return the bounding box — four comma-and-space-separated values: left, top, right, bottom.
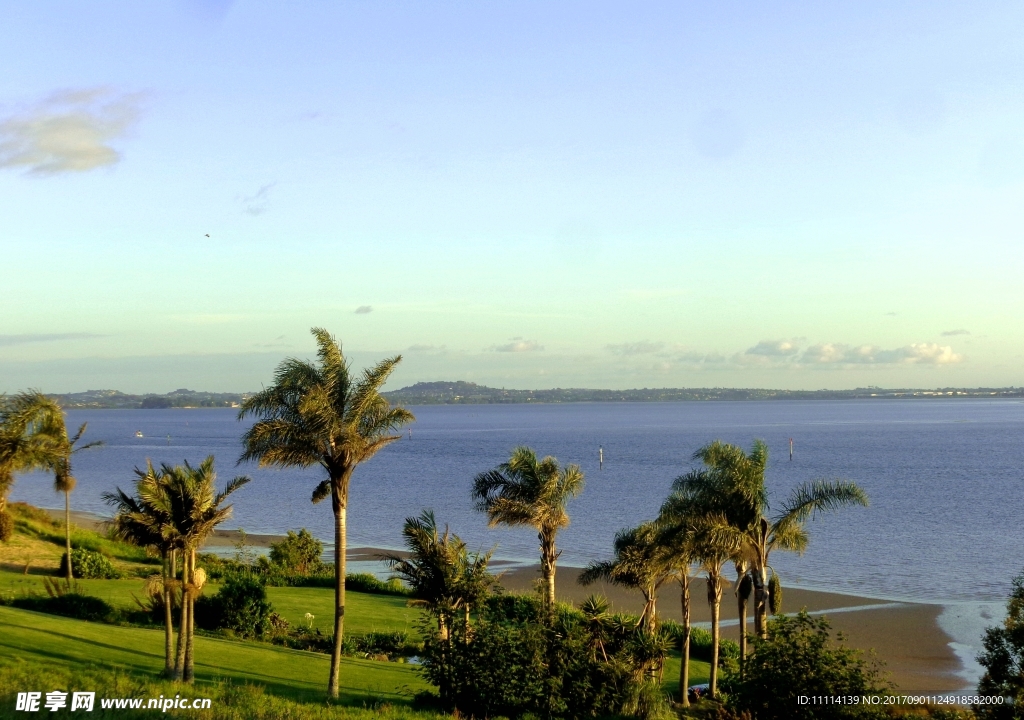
46, 509, 973, 695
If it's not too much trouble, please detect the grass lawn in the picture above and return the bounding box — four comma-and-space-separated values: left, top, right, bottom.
0, 605, 427, 705
662, 653, 711, 699
0, 568, 421, 638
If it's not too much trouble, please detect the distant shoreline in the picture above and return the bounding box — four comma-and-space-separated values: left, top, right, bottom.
36, 383, 1024, 409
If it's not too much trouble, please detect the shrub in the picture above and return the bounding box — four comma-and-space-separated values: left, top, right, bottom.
356, 631, 411, 657
269, 529, 323, 574
724, 611, 890, 720
59, 548, 122, 579
0, 510, 12, 542
976, 568, 1024, 719
13, 593, 115, 622
345, 572, 410, 596
206, 573, 273, 639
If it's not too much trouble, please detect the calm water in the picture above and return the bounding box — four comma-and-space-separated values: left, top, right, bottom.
10, 400, 1024, 604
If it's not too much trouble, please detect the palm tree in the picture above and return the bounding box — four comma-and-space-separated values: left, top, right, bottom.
239, 327, 414, 698
103, 461, 179, 677
0, 392, 100, 570
692, 515, 739, 699
42, 415, 102, 582
137, 456, 249, 683
0, 392, 64, 542
653, 512, 700, 705
580, 522, 672, 637
472, 446, 584, 615
383, 511, 493, 703
383, 511, 493, 639
678, 440, 868, 638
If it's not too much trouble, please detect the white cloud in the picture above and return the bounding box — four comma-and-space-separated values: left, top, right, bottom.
801, 342, 963, 365
490, 337, 544, 353
606, 341, 664, 356
941, 329, 970, 336
0, 88, 143, 175
355, 306, 373, 314
745, 339, 801, 357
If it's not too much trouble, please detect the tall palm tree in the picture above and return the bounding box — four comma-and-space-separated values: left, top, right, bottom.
473, 446, 584, 615
677, 440, 868, 638
692, 515, 739, 699
653, 509, 700, 705
43, 416, 102, 582
103, 461, 179, 677
239, 327, 414, 698
137, 456, 249, 683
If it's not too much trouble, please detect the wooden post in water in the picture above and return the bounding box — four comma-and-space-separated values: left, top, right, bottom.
599, 445, 603, 471
789, 438, 793, 461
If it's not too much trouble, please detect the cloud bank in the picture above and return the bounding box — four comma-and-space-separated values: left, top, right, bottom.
0, 88, 143, 175
800, 342, 963, 365
490, 337, 544, 353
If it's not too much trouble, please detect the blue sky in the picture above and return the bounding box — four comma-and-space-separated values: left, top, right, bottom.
2, 1, 1023, 392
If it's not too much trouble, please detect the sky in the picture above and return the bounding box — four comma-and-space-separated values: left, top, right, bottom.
1, 1, 1023, 393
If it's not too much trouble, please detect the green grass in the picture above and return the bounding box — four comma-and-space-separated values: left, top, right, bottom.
662, 653, 711, 699
0, 568, 421, 638
0, 605, 428, 706
266, 585, 421, 637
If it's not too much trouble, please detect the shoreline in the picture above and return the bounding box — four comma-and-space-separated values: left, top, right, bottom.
44, 507, 985, 695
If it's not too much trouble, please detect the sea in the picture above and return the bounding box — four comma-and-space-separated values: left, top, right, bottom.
9, 400, 1023, 606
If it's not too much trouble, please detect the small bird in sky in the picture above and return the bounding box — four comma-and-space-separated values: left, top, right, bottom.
205, 233, 210, 237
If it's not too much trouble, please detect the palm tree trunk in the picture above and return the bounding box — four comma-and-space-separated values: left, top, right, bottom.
64, 491, 72, 583
540, 531, 556, 616
753, 565, 769, 639
184, 549, 196, 683
162, 549, 174, 677
328, 482, 347, 699
174, 549, 189, 681
708, 574, 722, 698
679, 577, 690, 706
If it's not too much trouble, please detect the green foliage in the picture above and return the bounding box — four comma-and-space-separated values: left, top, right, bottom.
203, 573, 274, 639
0, 509, 12, 542
12, 592, 115, 622
269, 529, 324, 574
60, 547, 123, 579
355, 631, 413, 658
662, 621, 740, 665
975, 568, 1024, 719
345, 572, 411, 596
724, 611, 890, 720
421, 591, 672, 719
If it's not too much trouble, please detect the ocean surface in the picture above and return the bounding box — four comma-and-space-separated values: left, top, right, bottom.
9, 400, 1024, 605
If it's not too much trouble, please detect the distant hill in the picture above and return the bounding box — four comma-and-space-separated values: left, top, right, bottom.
381, 381, 1024, 405
36, 383, 1023, 408
47, 389, 246, 410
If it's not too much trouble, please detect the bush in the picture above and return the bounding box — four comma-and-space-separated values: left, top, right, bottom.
345, 572, 410, 596
13, 593, 115, 622
59, 548, 122, 579
269, 529, 323, 574
205, 573, 273, 639
724, 611, 890, 720
0, 510, 12, 542
976, 568, 1024, 719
